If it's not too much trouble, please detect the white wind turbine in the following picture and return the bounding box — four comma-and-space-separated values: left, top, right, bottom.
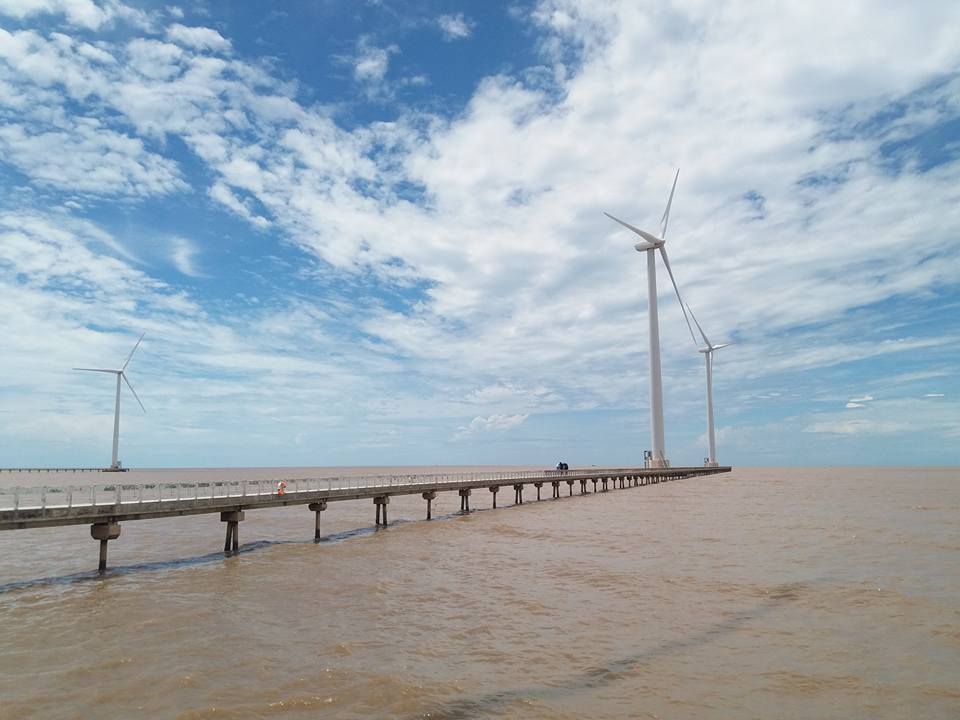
605, 169, 696, 468
74, 333, 146, 471
686, 305, 729, 467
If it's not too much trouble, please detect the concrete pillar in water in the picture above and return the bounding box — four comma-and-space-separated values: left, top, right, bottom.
552, 480, 560, 498
580, 478, 587, 494
534, 482, 543, 500
374, 495, 389, 526
459, 488, 471, 513
489, 486, 499, 508
513, 484, 523, 504
220, 511, 244, 554
422, 491, 437, 520
591, 478, 598, 493
601, 478, 608, 492
91, 522, 121, 574
309, 500, 328, 541
567, 479, 574, 496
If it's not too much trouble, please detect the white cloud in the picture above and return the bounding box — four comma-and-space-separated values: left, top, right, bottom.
0, 121, 185, 196
0, 0, 151, 30
437, 13, 474, 41
849, 395, 874, 403
208, 182, 270, 229
0, 0, 111, 30
455, 413, 530, 438
924, 393, 945, 397
350, 35, 397, 84
165, 24, 231, 53
169, 236, 202, 277
845, 402, 866, 409
803, 419, 910, 435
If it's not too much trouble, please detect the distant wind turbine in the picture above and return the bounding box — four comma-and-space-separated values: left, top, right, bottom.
74, 333, 146, 471
686, 305, 729, 467
605, 169, 696, 468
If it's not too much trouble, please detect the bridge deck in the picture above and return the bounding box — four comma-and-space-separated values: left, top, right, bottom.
0, 466, 730, 530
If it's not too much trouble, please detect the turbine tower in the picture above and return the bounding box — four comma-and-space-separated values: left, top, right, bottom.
74, 333, 146, 471
686, 305, 729, 467
604, 170, 693, 468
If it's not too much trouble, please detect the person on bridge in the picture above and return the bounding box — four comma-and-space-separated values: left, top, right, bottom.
276, 480, 287, 496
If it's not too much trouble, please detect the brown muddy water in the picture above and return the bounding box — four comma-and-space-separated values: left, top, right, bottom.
0, 466, 957, 719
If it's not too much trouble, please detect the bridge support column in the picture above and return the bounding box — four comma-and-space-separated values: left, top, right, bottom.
580, 478, 587, 494
91, 522, 121, 574
459, 488, 471, 513
591, 479, 598, 493
566, 479, 574, 496
534, 482, 542, 500
309, 501, 328, 541
422, 491, 437, 520
489, 486, 499, 508
220, 511, 244, 554
552, 480, 560, 498
374, 496, 389, 526
513, 484, 524, 504
601, 478, 608, 491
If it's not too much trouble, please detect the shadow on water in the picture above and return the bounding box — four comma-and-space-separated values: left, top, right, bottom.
0, 517, 423, 595
415, 581, 816, 720
1, 505, 524, 596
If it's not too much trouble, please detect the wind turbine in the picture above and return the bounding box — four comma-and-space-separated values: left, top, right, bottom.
605, 169, 696, 469
686, 305, 729, 467
74, 333, 146, 471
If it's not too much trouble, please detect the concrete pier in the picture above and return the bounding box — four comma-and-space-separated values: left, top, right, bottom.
1, 466, 731, 572
221, 511, 243, 553
309, 501, 327, 540
422, 491, 436, 520
91, 522, 121, 574
374, 496, 389, 526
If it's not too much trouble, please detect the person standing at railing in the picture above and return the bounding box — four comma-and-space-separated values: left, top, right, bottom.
276, 481, 286, 496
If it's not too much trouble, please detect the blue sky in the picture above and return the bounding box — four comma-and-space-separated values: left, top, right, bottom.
0, 0, 958, 469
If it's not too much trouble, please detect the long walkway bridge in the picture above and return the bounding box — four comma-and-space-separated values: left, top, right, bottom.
0, 465, 730, 573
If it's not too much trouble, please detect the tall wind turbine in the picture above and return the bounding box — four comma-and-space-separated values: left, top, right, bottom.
686, 305, 729, 467
605, 170, 695, 468
74, 333, 146, 471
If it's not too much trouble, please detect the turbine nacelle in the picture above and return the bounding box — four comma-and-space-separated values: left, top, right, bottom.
633, 235, 664, 253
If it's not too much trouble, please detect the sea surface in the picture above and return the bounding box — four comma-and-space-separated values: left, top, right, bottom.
0, 466, 957, 719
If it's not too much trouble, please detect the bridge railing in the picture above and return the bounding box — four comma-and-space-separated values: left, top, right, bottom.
0, 468, 642, 514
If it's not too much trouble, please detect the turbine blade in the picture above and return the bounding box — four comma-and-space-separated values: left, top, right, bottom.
122, 332, 145, 370
658, 247, 698, 346
122, 372, 146, 413
73, 368, 118, 374
603, 211, 646, 237
712, 343, 731, 351
660, 168, 679, 239
686, 303, 712, 348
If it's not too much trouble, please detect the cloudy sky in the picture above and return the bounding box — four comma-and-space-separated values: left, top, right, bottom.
0, 0, 957, 469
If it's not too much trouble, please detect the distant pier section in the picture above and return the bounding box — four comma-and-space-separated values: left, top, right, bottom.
0, 467, 125, 473
0, 465, 731, 573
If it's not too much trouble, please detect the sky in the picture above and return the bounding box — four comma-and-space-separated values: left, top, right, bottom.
0, 0, 958, 469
